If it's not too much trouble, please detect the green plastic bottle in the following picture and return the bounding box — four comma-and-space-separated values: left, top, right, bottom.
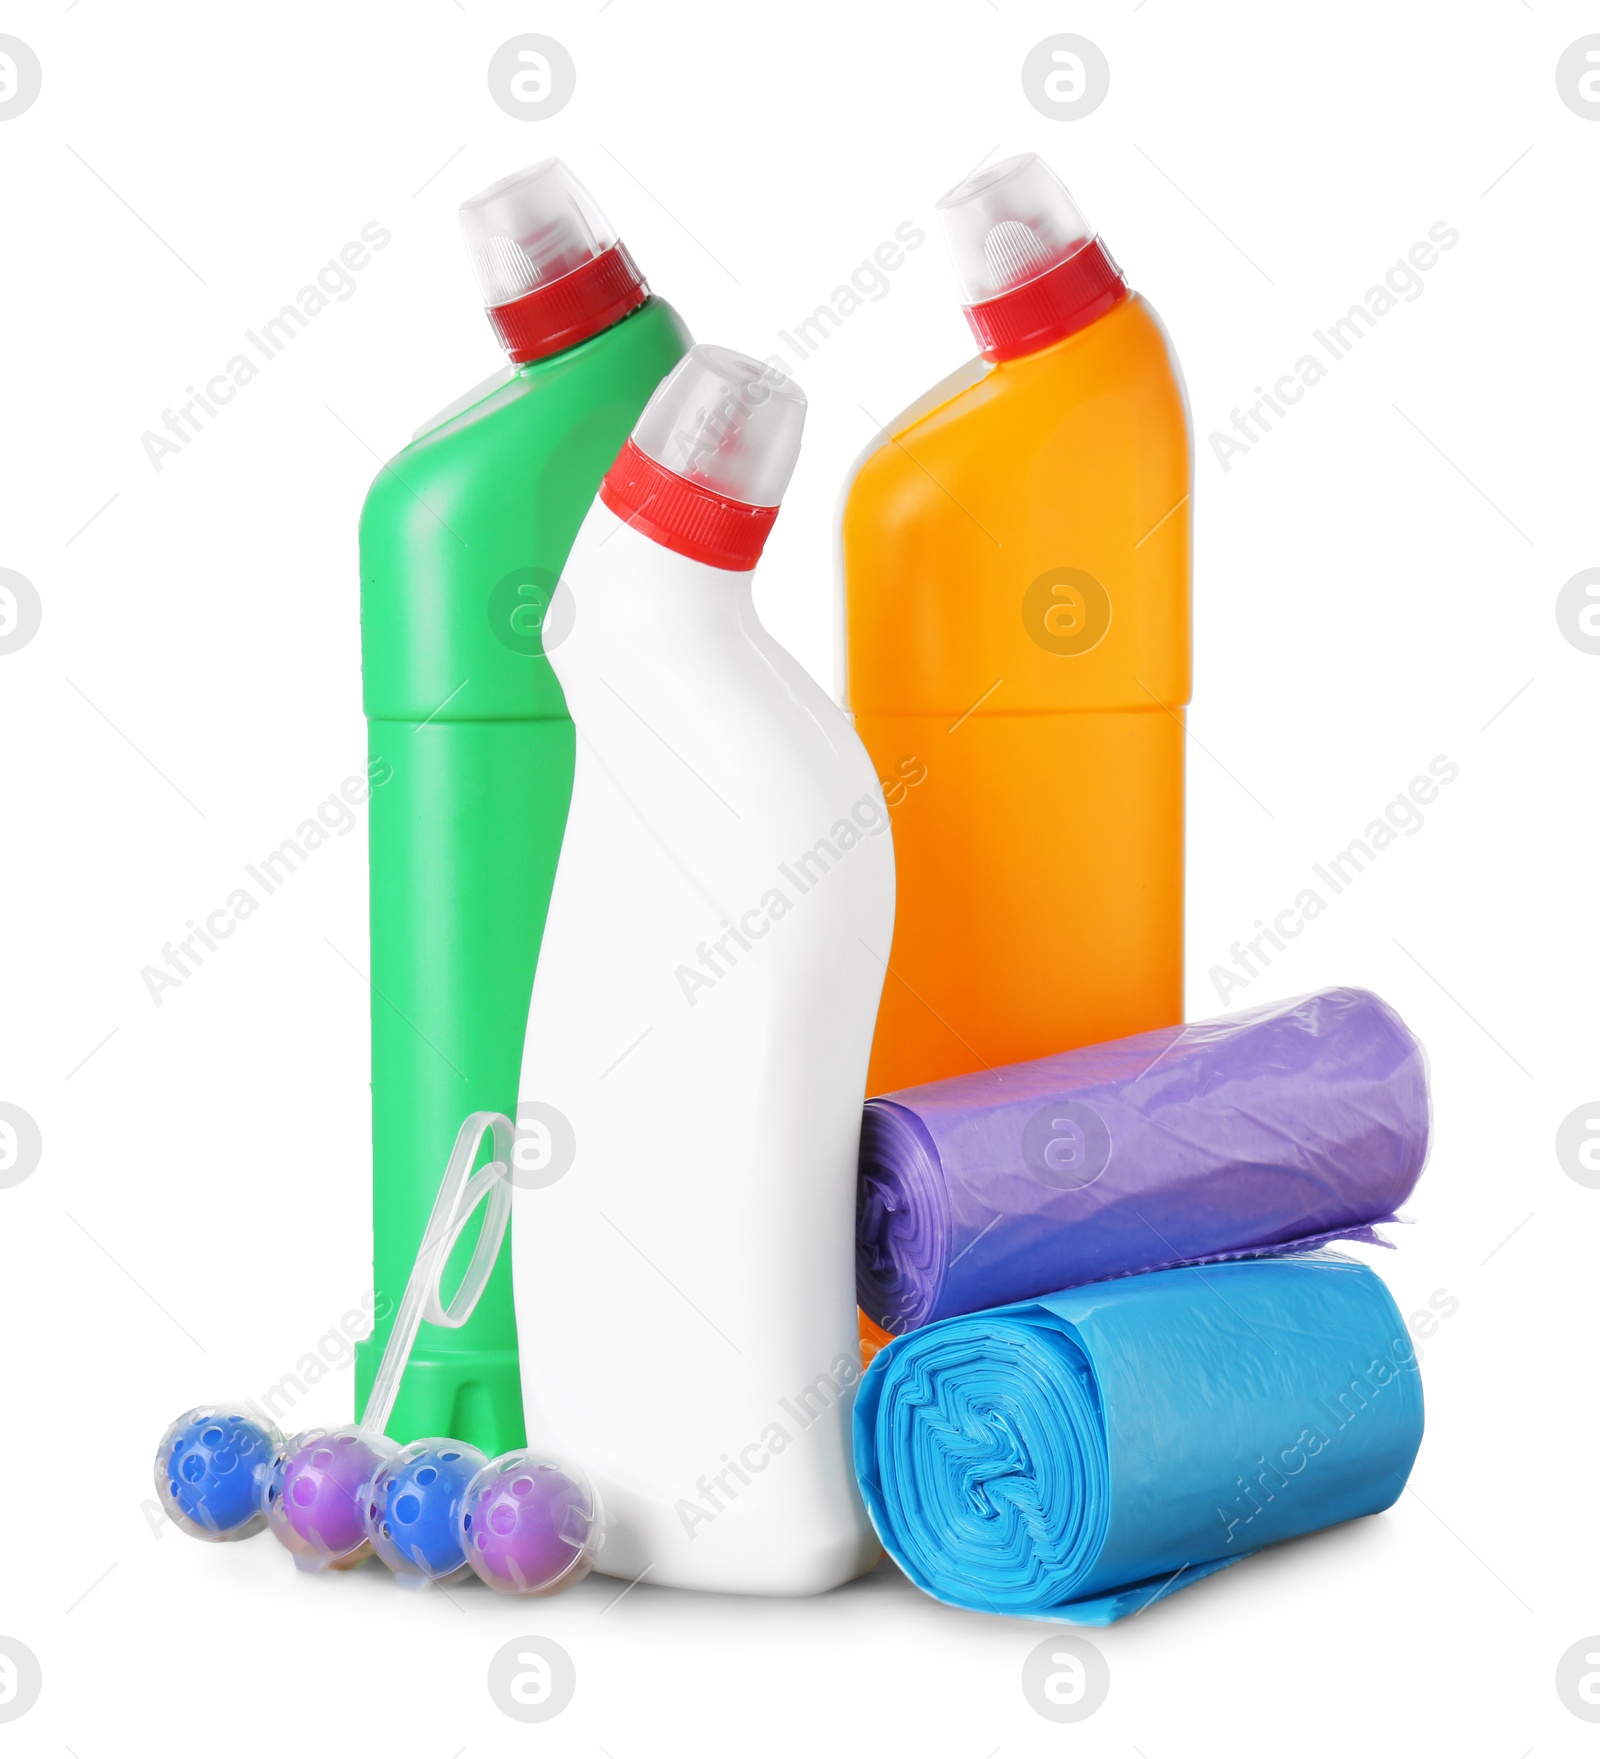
355, 161, 691, 1451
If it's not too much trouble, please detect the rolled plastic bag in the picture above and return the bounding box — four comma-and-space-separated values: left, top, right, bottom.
857, 987, 1428, 1332
853, 1252, 1424, 1625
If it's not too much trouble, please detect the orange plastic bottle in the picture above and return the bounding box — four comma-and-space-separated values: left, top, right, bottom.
841, 155, 1192, 1097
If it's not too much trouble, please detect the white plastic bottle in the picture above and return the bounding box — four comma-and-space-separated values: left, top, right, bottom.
513, 345, 894, 1594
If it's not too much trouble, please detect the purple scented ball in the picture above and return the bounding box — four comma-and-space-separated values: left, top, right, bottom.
280, 1426, 396, 1562
461, 1450, 601, 1595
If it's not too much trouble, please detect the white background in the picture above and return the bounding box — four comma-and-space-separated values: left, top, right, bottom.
2, 0, 1596, 1751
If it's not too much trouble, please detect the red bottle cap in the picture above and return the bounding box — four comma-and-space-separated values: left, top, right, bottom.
961, 236, 1126, 362
487, 243, 648, 364
937, 152, 1128, 363
460, 160, 650, 365
600, 439, 779, 572
599, 345, 807, 573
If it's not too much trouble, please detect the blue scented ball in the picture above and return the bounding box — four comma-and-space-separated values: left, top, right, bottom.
365, 1438, 488, 1585
156, 1406, 283, 1541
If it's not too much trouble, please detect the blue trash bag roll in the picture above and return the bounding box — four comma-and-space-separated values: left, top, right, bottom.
857, 987, 1429, 1332
853, 1253, 1424, 1625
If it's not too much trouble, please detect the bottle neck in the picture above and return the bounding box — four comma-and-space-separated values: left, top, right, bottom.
961, 237, 1127, 363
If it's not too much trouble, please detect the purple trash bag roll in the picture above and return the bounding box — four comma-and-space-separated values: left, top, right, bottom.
857, 988, 1430, 1333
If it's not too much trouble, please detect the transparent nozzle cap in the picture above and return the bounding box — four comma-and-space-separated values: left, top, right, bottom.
459, 159, 619, 308
631, 344, 806, 507
935, 152, 1095, 307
